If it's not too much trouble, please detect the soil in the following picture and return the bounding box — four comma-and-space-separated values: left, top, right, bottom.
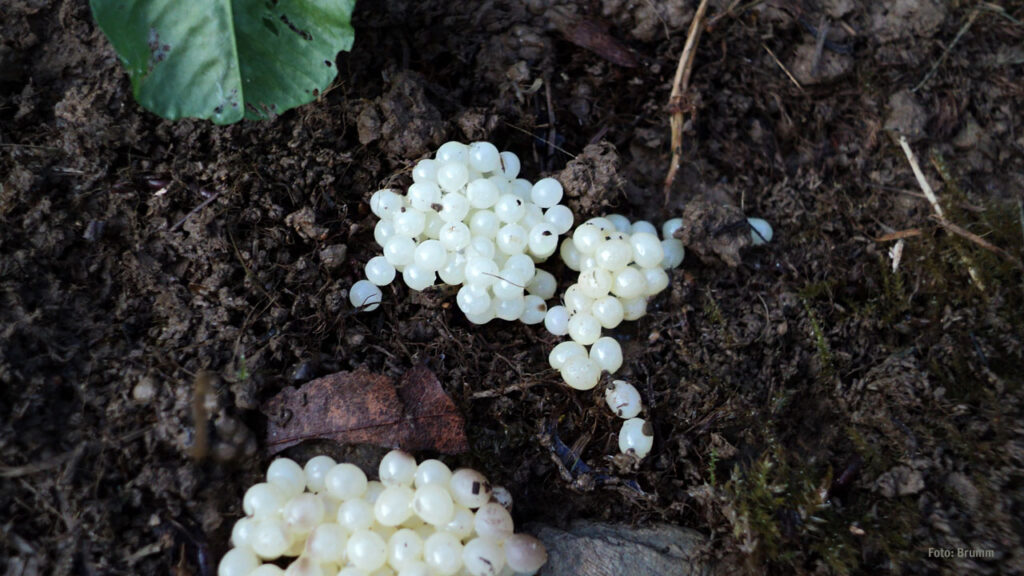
2, 1, 1023, 575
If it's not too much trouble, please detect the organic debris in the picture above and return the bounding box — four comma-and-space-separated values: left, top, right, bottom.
263, 366, 469, 455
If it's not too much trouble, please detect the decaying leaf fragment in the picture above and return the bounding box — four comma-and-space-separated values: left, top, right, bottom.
264, 365, 468, 455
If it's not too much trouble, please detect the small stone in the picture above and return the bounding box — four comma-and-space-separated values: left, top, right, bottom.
319, 244, 348, 269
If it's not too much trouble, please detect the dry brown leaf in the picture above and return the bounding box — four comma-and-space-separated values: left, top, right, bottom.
263, 365, 468, 455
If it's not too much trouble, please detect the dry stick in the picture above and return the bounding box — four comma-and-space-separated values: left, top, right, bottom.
763, 44, 804, 91
663, 0, 710, 206
897, 136, 985, 290
913, 9, 979, 93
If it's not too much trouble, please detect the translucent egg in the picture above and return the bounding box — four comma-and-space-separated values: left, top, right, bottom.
438, 252, 467, 285
504, 534, 548, 574
548, 340, 587, 370
402, 265, 435, 292
366, 257, 397, 287
494, 194, 526, 223
267, 458, 306, 499
437, 162, 469, 193
388, 528, 424, 571
465, 236, 496, 260
503, 254, 535, 282
591, 296, 624, 329
499, 151, 521, 180
436, 141, 469, 164
567, 312, 602, 345
251, 519, 292, 560
383, 236, 416, 267
407, 182, 442, 213
491, 275, 524, 301
469, 142, 501, 173
618, 417, 654, 458
350, 280, 383, 312
462, 537, 506, 576
748, 217, 774, 245
463, 257, 499, 287
610, 267, 647, 299
380, 450, 418, 487
578, 268, 612, 299
464, 305, 497, 326
604, 380, 642, 419
231, 517, 255, 550
527, 223, 559, 258
468, 210, 500, 238
412, 159, 439, 183
466, 178, 501, 210
473, 502, 515, 542
412, 240, 447, 272
621, 296, 648, 321
449, 468, 492, 509
661, 238, 685, 269
606, 213, 631, 232
306, 523, 347, 564
519, 295, 547, 325
544, 204, 574, 235
439, 192, 470, 223
412, 483, 455, 526
412, 460, 451, 489
250, 565, 286, 576
444, 505, 476, 540
218, 547, 260, 576
393, 208, 426, 238
494, 296, 526, 321
572, 224, 604, 255
563, 284, 594, 316
521, 203, 545, 230
244, 483, 287, 518
282, 493, 325, 534
559, 237, 583, 271
543, 305, 570, 336
589, 336, 623, 374
530, 177, 563, 208
560, 355, 601, 390
510, 178, 533, 200
374, 220, 396, 248
526, 269, 557, 300
337, 499, 375, 532
643, 266, 670, 296
375, 486, 415, 526
496, 223, 528, 255
283, 557, 323, 576
369, 189, 404, 220
347, 529, 388, 572
420, 535, 462, 576
630, 220, 657, 236
661, 217, 683, 239
595, 238, 633, 272
630, 232, 665, 269
437, 222, 470, 252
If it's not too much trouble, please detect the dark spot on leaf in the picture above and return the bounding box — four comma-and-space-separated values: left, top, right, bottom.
279, 14, 312, 41
312, 88, 319, 97
262, 16, 279, 36
325, 60, 333, 68
214, 105, 224, 115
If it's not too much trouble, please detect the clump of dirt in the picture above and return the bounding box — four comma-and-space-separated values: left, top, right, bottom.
2, 0, 1023, 575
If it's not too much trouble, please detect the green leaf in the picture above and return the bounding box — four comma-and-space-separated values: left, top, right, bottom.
90, 0, 355, 124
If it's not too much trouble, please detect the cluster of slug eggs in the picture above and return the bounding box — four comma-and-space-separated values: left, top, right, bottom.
349, 141, 573, 326
219, 450, 548, 576
542, 216, 686, 458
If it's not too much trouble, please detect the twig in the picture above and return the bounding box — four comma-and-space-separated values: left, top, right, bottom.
875, 229, 923, 242
469, 379, 544, 399
913, 9, 979, 92
930, 215, 1024, 270
663, 0, 710, 206
169, 189, 222, 232
897, 136, 945, 219
897, 136, 985, 290
763, 44, 804, 92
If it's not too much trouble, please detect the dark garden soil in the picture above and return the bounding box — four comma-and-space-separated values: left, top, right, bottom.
2, 1, 1023, 574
